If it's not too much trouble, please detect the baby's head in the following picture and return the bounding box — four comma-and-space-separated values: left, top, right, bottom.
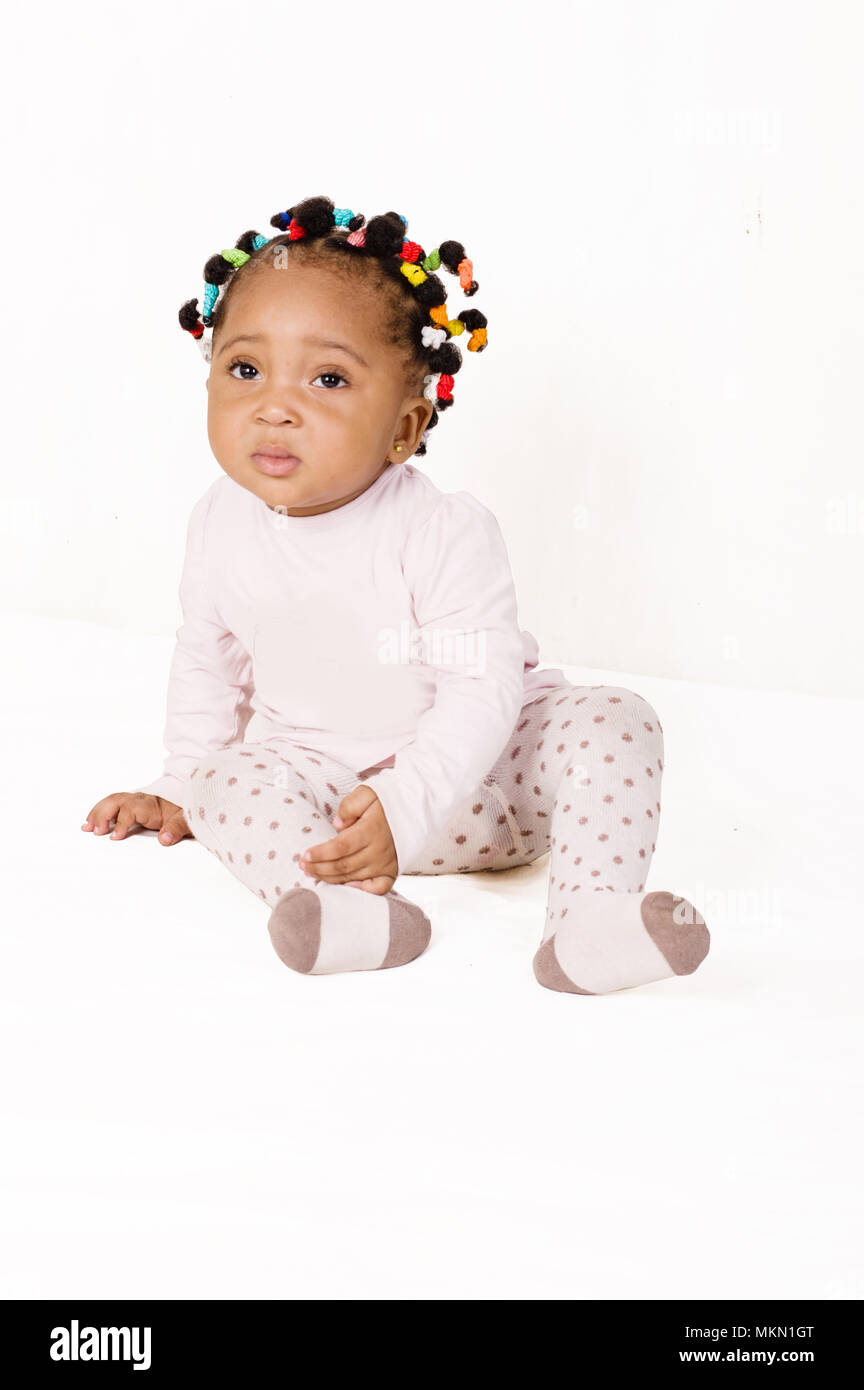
179, 196, 488, 518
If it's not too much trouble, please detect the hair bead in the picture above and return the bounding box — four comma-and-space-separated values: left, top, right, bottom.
400, 261, 427, 289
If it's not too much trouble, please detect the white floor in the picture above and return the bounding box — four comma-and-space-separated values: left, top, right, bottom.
2, 610, 862, 1300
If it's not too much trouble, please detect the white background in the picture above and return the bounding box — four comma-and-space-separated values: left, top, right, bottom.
2, 0, 862, 1306
3, 0, 862, 697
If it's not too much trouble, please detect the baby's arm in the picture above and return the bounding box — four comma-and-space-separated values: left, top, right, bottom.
82, 484, 254, 842
359, 492, 525, 874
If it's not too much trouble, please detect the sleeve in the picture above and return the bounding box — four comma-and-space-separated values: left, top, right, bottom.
132, 485, 255, 805
360, 492, 525, 874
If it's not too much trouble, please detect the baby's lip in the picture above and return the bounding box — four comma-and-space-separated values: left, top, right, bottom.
254, 444, 302, 459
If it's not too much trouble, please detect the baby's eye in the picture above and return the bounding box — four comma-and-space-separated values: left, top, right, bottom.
313, 371, 348, 389
227, 359, 259, 380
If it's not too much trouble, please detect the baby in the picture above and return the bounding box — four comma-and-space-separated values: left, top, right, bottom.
82, 194, 710, 994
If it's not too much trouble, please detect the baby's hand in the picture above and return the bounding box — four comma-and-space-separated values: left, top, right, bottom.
81, 793, 191, 846
300, 785, 398, 894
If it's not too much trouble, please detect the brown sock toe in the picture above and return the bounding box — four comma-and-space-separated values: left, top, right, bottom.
532, 936, 595, 994
268, 888, 321, 973
380, 894, 432, 968
641, 891, 711, 975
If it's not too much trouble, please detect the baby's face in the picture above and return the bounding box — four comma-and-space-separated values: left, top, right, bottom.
206, 263, 432, 516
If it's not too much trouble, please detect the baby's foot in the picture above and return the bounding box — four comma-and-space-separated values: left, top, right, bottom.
268, 881, 431, 975
533, 890, 709, 995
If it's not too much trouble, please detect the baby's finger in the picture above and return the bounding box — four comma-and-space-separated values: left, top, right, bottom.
110, 804, 141, 840
159, 810, 190, 846
85, 794, 126, 836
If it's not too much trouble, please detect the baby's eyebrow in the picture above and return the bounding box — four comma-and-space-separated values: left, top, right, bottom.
217, 332, 369, 369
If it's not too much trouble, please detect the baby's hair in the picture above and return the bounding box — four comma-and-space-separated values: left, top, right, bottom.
177, 195, 488, 456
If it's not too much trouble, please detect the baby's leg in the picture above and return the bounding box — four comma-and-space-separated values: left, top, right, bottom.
502, 685, 710, 993
183, 745, 430, 976
403, 686, 710, 993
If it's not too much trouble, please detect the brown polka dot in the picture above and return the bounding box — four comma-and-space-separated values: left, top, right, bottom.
646, 767, 654, 777
239, 752, 252, 758
269, 821, 279, 830
604, 754, 614, 763
218, 813, 226, 824
580, 740, 589, 749
472, 802, 483, 814
613, 855, 623, 864
283, 797, 293, 804
622, 816, 632, 824
598, 833, 609, 841
227, 852, 233, 863
204, 769, 215, 779
603, 794, 613, 803
254, 763, 266, 770
593, 715, 606, 723
243, 816, 253, 826
591, 869, 601, 876
608, 696, 622, 703
245, 853, 252, 864
302, 826, 312, 834
624, 778, 634, 787
639, 849, 646, 858
510, 744, 522, 759
561, 907, 568, 917
644, 721, 653, 731
198, 807, 205, 820
251, 788, 261, 797
574, 857, 582, 864
646, 809, 654, 818
557, 743, 565, 753
578, 816, 588, 825
228, 777, 238, 786
563, 804, 571, 813
433, 858, 444, 866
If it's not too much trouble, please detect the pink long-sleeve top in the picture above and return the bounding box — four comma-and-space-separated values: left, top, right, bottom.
135, 461, 566, 873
